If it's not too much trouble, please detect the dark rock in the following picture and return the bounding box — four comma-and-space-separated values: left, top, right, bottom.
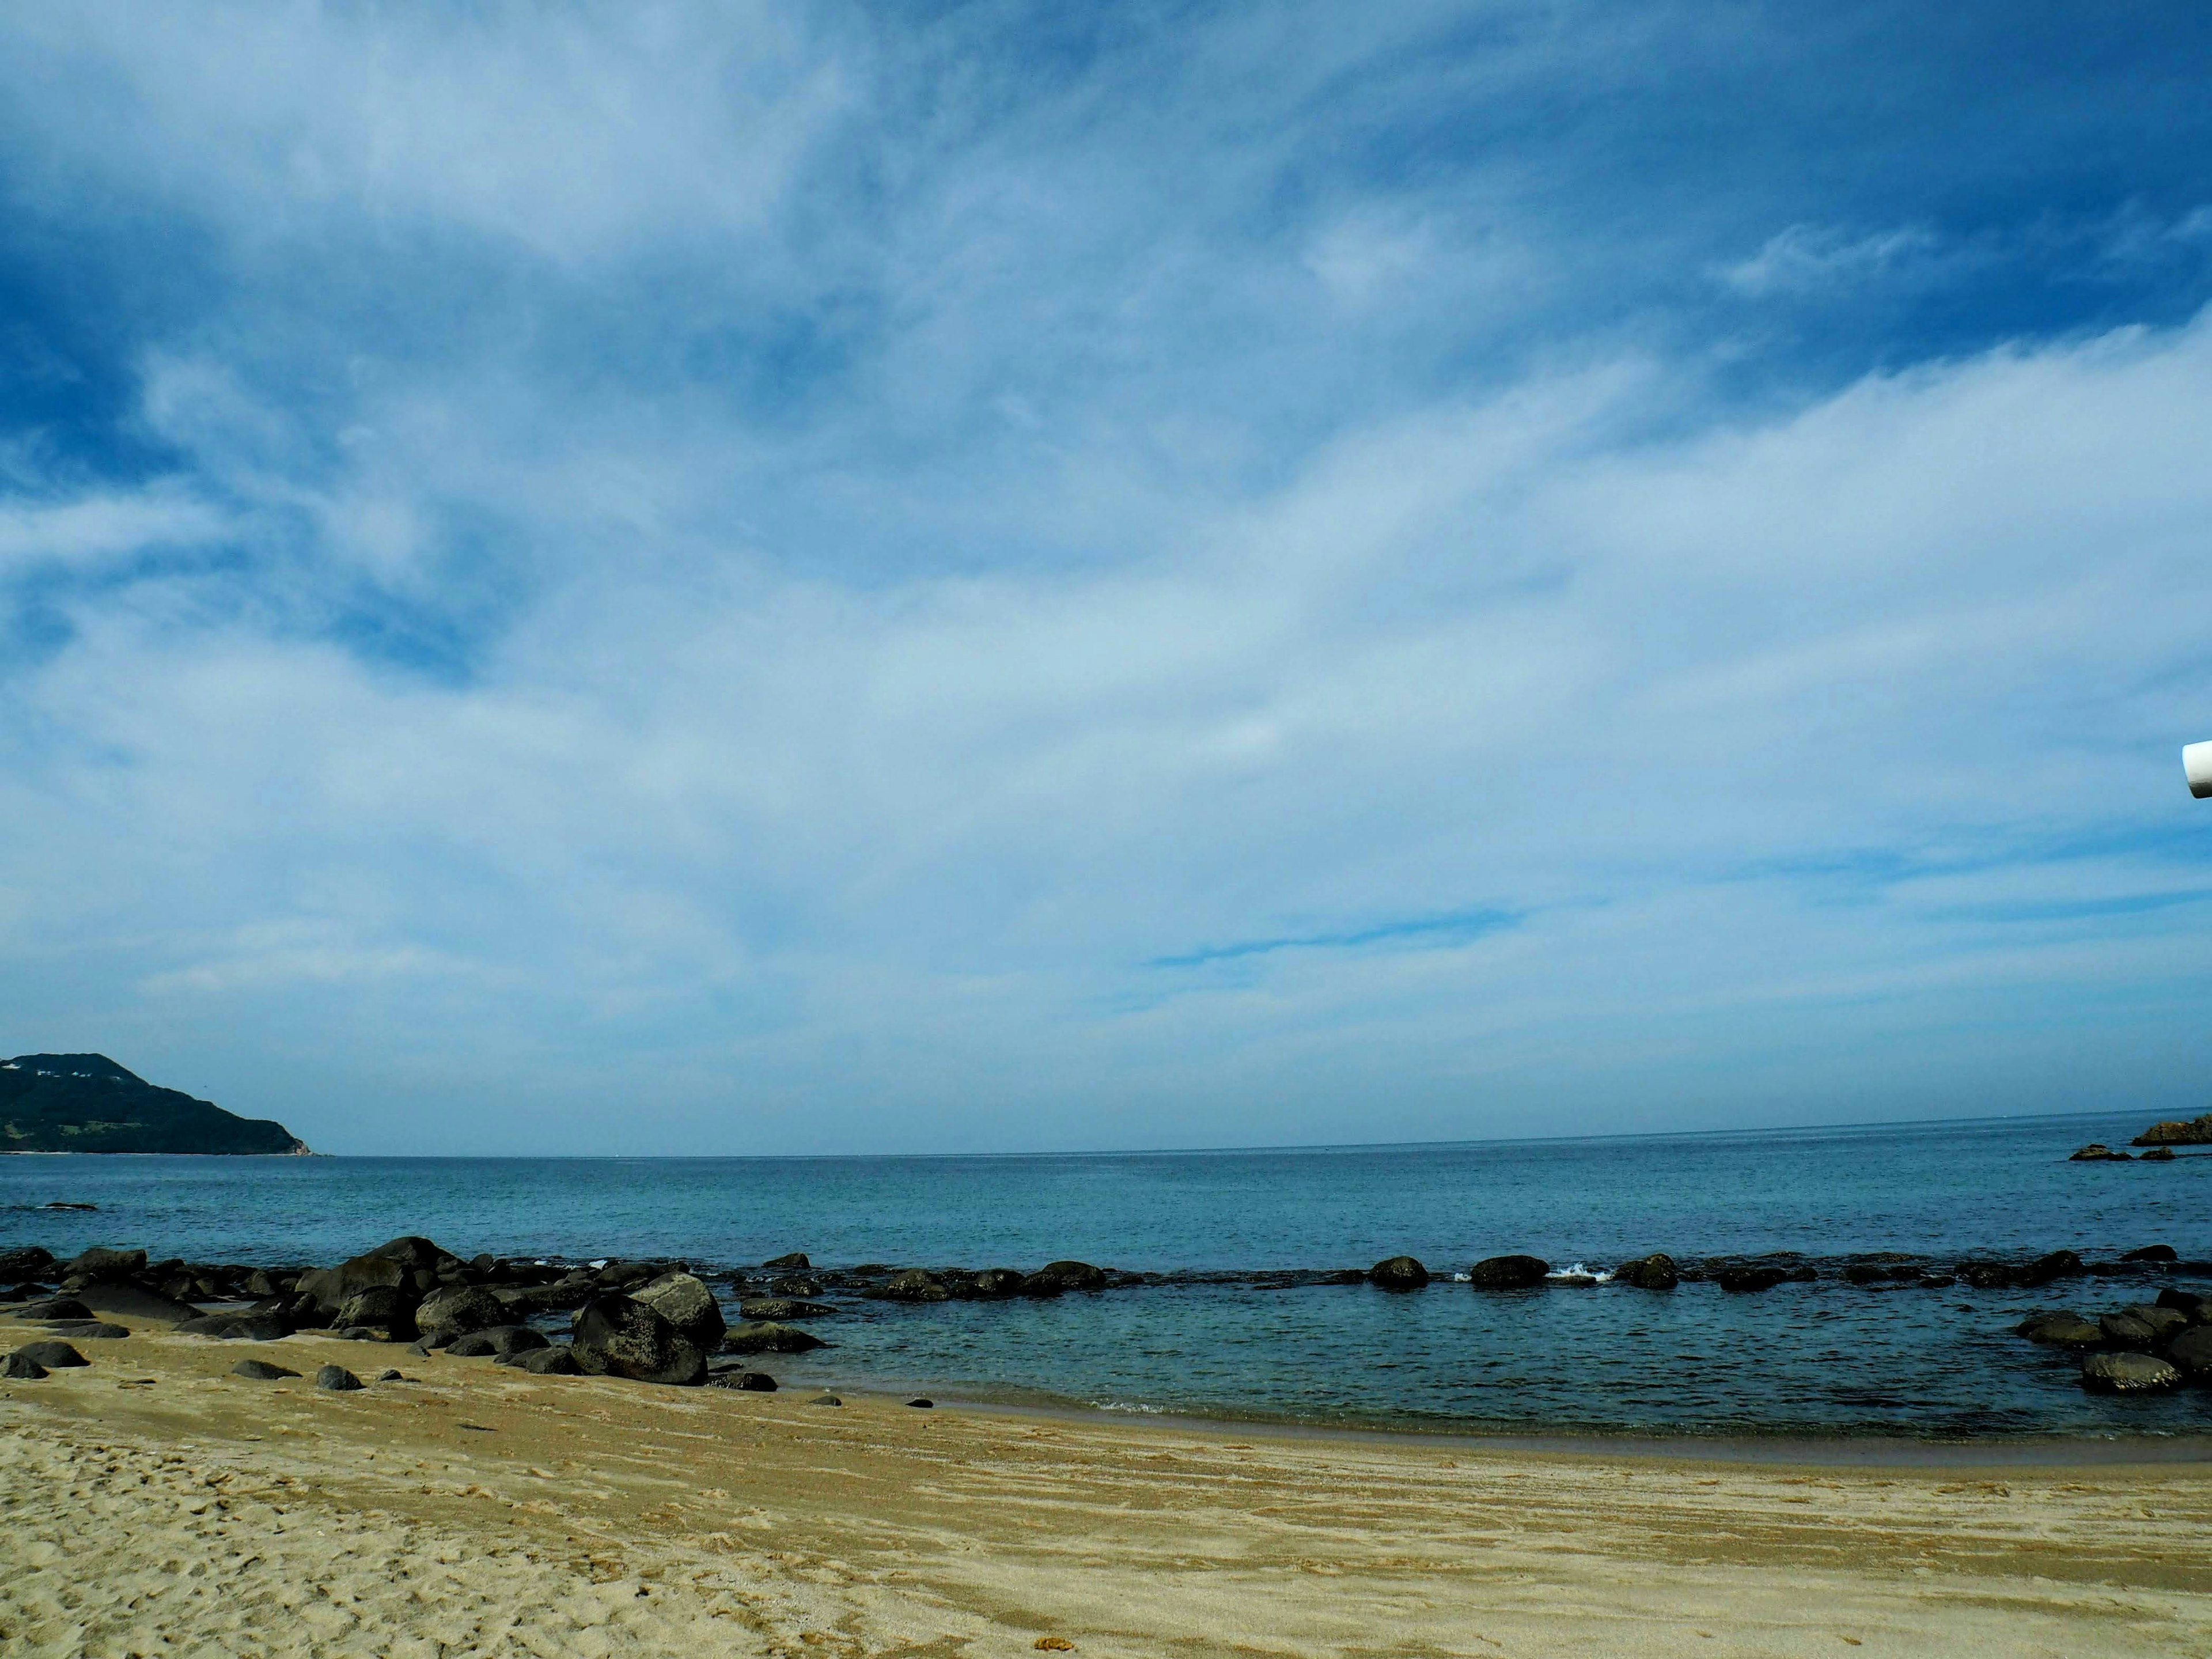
5, 1352, 48, 1379
63, 1246, 148, 1282
18, 1297, 92, 1321
334, 1286, 418, 1335
762, 1252, 811, 1270
768, 1276, 823, 1297
2123, 1245, 2179, 1263
2015, 1311, 2103, 1347
1368, 1256, 1430, 1291
2081, 1352, 2180, 1393
630, 1271, 728, 1348
1956, 1261, 2017, 1290
5, 1283, 52, 1301
1467, 1255, 1550, 1290
2168, 1326, 2212, 1381
907, 1397, 934, 1408
708, 1370, 780, 1391
2131, 1113, 2212, 1147
244, 1270, 281, 1298
0, 1245, 56, 1278
1611, 1253, 1679, 1290
2139, 1146, 2177, 1162
505, 1345, 585, 1375
232, 1359, 299, 1380
2069, 1143, 2131, 1161
43, 1320, 128, 1340
1716, 1267, 1790, 1294
338, 1327, 385, 1341
414, 1285, 509, 1339
176, 1315, 289, 1341
1918, 1274, 1957, 1289
811, 1393, 843, 1406
1025, 1260, 1109, 1294
374, 1369, 404, 1382
2019, 1250, 2084, 1287
874, 1269, 952, 1303
315, 1364, 364, 1391
738, 1298, 836, 1321
14, 1340, 88, 1368
721, 1320, 826, 1354
2155, 1288, 2212, 1321
448, 1324, 549, 1359
571, 1294, 707, 1385
2124, 1304, 2190, 1342
2099, 1311, 2159, 1349
69, 1282, 204, 1324
2085, 1261, 2128, 1277
969, 1268, 1027, 1297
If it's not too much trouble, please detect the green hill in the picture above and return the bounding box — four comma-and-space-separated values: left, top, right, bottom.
0, 1054, 308, 1154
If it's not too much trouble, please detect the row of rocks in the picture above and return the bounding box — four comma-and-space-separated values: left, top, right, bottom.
2072, 1142, 2183, 1161
2017, 1287, 2212, 1395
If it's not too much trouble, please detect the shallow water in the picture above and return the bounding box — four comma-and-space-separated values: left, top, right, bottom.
4, 1110, 2208, 1438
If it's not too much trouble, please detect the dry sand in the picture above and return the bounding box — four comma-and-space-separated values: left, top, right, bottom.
4, 1316, 2212, 1657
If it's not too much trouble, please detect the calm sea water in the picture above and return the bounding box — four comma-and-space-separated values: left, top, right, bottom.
5, 1111, 2209, 1440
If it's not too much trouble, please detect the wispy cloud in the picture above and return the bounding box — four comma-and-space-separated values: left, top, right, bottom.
0, 3, 2207, 1152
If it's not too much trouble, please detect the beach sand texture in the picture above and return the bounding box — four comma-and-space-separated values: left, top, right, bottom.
3, 1319, 2211, 1657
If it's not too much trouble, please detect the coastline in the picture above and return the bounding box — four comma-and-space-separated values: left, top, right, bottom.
7, 1316, 2212, 1657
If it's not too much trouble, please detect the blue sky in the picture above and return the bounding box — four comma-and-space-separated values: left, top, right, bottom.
1, 2, 2209, 1154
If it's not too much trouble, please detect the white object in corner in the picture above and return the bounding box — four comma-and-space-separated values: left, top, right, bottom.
2187, 741, 2212, 800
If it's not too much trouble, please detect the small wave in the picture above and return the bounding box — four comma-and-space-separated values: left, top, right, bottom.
1547, 1262, 1614, 1283
1092, 1400, 1168, 1414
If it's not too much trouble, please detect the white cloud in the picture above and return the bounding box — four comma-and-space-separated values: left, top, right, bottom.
1719, 224, 1948, 298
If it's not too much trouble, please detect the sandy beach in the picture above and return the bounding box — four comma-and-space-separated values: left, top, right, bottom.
2, 1317, 2210, 1657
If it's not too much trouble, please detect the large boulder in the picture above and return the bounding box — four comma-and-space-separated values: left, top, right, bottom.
62, 1245, 147, 1283
3, 1352, 46, 1379
721, 1320, 826, 1354
1612, 1253, 1679, 1290
1369, 1256, 1430, 1291
0, 1246, 56, 1279
2123, 1245, 2179, 1263
415, 1285, 508, 1339
630, 1272, 728, 1347
316, 1364, 365, 1392
969, 1268, 1027, 1297
2132, 1113, 2212, 1147
335, 1286, 417, 1337
570, 1295, 707, 1385
297, 1253, 408, 1314
2016, 1310, 2103, 1347
1467, 1255, 1550, 1290
2165, 1325, 2212, 1381
2099, 1310, 2158, 1349
1025, 1260, 1109, 1295
2081, 1352, 2180, 1393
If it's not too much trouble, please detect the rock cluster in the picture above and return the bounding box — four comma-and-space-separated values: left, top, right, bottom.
2133, 1113, 2212, 1147
2016, 1286, 2212, 1395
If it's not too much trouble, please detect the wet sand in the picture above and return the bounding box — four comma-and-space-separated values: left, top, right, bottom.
5, 1317, 2212, 1657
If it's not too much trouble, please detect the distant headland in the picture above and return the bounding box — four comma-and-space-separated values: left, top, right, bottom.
0, 1055, 308, 1156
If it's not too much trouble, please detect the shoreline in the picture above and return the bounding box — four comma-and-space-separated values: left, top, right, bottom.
7, 1316, 2212, 1656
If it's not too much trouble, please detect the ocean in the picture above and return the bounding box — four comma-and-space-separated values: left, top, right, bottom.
5, 1109, 2207, 1440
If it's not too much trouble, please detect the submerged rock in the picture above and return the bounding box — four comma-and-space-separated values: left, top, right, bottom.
1024, 1260, 1109, 1295
2081, 1352, 2180, 1393
1715, 1267, 1789, 1294
1467, 1255, 1550, 1290
1368, 1256, 1430, 1291
2015, 1311, 2103, 1347
721, 1320, 826, 1355
2019, 1250, 2085, 1287
738, 1298, 837, 1321
2123, 1245, 2179, 1263
1611, 1253, 1679, 1290
874, 1268, 952, 1304
969, 1268, 1028, 1298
